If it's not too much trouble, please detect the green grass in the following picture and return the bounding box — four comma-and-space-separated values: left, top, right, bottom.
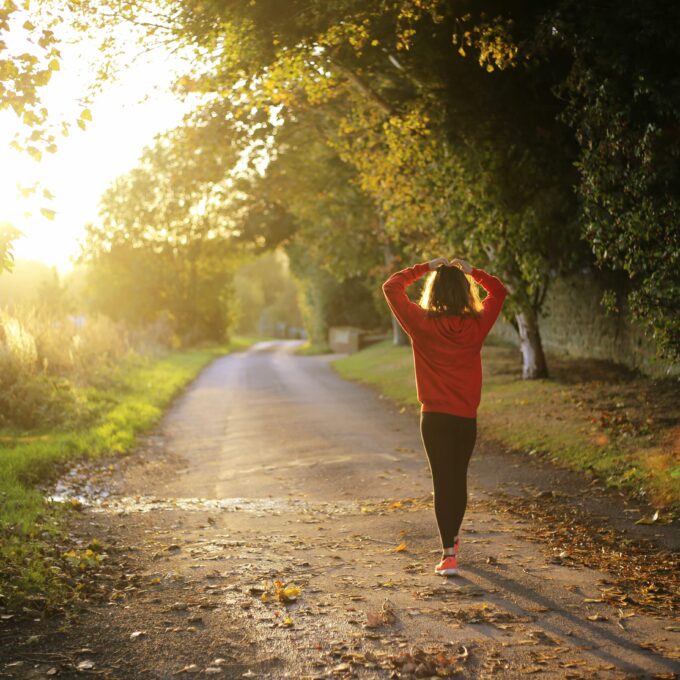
0, 336, 261, 613
332, 340, 680, 512
294, 340, 332, 356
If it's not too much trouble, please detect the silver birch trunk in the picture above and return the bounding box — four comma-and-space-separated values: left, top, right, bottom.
515, 308, 549, 379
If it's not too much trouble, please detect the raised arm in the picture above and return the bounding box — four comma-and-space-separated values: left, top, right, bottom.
470, 267, 508, 339
381, 261, 431, 337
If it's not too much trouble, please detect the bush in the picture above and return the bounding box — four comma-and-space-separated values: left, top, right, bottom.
0, 373, 85, 430
0, 306, 177, 431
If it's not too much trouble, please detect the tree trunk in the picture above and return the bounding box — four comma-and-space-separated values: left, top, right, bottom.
392, 317, 410, 346
515, 308, 549, 379
381, 238, 410, 347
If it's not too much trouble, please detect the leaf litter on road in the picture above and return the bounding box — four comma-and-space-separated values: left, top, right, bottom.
363, 598, 397, 628
259, 579, 301, 604
476, 491, 679, 617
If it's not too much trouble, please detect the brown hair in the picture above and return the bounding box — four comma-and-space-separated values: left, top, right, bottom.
419, 265, 483, 318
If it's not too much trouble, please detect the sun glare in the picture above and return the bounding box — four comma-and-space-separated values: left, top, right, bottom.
1, 18, 193, 274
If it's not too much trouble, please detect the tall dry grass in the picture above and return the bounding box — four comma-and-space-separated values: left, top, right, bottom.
0, 305, 177, 429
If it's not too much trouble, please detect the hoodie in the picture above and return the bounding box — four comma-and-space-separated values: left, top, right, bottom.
382, 262, 508, 418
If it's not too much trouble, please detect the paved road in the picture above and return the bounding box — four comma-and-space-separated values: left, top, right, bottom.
6, 341, 678, 679
138, 339, 434, 504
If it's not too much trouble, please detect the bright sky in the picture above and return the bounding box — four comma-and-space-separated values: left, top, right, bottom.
0, 15, 194, 275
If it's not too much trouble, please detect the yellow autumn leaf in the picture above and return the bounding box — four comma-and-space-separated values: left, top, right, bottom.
281, 584, 300, 602
80, 108, 92, 121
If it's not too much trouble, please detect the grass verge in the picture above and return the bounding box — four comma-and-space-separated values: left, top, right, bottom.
294, 340, 332, 355
0, 337, 260, 614
332, 339, 680, 513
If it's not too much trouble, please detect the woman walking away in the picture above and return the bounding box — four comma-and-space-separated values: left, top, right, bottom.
382, 256, 508, 576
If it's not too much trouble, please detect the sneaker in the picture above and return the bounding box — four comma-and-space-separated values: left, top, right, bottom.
434, 553, 458, 576
434, 537, 460, 576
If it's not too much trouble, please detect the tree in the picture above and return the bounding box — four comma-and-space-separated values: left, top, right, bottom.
232, 251, 302, 335
149, 0, 588, 376
65, 0, 678, 368
231, 112, 391, 344
1, 2, 96, 257
78, 123, 242, 343
544, 0, 680, 362
1, 2, 63, 158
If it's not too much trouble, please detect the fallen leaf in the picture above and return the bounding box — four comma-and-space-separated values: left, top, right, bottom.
364, 611, 383, 628
175, 664, 199, 675
635, 510, 660, 525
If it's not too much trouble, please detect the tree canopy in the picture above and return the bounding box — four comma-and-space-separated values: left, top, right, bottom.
18, 0, 679, 366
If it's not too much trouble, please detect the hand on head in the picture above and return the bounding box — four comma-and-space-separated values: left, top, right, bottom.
428, 257, 474, 274
427, 257, 450, 271
450, 258, 473, 274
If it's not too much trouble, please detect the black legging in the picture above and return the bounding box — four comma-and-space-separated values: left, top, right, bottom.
419, 411, 477, 549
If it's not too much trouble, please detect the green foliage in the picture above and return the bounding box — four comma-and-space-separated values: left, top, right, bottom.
287, 242, 383, 345
58, 0, 678, 366
79, 125, 242, 344
0, 300, 178, 430
545, 0, 680, 361
136, 0, 592, 375
233, 251, 302, 335
0, 372, 84, 430
0, 3, 62, 156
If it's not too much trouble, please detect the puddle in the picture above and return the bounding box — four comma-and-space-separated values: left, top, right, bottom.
48, 465, 113, 507
46, 462, 413, 517
48, 492, 361, 516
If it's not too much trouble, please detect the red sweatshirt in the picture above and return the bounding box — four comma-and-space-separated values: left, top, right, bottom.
382, 262, 508, 419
